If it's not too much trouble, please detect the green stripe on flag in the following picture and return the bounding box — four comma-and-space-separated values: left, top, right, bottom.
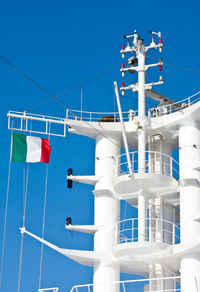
11, 132, 27, 162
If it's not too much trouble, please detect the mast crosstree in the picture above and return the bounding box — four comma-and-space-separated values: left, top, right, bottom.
7, 30, 200, 291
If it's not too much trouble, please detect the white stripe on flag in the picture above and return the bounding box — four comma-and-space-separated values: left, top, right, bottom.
26, 136, 42, 162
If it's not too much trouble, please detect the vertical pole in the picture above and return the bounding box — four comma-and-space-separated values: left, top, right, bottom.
170, 157, 172, 177
173, 223, 175, 245
81, 88, 83, 121
137, 41, 147, 242
132, 219, 134, 242
114, 82, 133, 176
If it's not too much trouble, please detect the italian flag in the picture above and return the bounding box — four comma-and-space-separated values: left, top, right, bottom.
11, 132, 51, 164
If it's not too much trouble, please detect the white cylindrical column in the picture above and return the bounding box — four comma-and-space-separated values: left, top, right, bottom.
138, 189, 146, 241
162, 139, 172, 177
163, 203, 173, 244
93, 134, 121, 292
149, 198, 163, 243
137, 44, 147, 242
149, 264, 164, 291
179, 126, 200, 291
163, 269, 176, 292
149, 264, 175, 291
149, 196, 175, 292
181, 255, 200, 291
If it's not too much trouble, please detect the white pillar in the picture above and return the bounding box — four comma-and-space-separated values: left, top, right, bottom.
163, 203, 173, 244
162, 139, 172, 177
93, 134, 121, 292
149, 198, 163, 243
149, 264, 164, 291
149, 264, 175, 291
179, 126, 200, 291
137, 43, 147, 242
164, 269, 176, 292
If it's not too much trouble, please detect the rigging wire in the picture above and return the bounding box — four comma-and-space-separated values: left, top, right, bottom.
17, 120, 32, 292
1, 51, 200, 115
1, 52, 123, 185
3, 51, 200, 175
38, 124, 51, 289
66, 88, 200, 151
0, 52, 119, 113
0, 54, 67, 110
146, 55, 200, 75
25, 65, 119, 113
4, 46, 200, 289
0, 130, 13, 288
114, 86, 116, 114
3, 50, 195, 289
17, 163, 29, 292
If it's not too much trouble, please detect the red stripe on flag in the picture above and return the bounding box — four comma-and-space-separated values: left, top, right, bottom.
41, 139, 51, 163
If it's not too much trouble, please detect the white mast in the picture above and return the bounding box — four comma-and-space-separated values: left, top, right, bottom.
135, 31, 147, 243
120, 30, 163, 245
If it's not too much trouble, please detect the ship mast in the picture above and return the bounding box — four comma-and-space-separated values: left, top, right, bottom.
120, 30, 163, 244
8, 30, 200, 292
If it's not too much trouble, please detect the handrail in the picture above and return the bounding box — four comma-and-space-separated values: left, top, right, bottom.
70, 275, 181, 292
69, 274, 200, 292
8, 110, 65, 122
38, 288, 59, 292
66, 91, 200, 122
148, 91, 200, 117
66, 108, 134, 122
115, 151, 179, 179
160, 90, 200, 109
7, 110, 67, 137
115, 217, 180, 245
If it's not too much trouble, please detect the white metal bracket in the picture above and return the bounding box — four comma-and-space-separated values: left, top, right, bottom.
145, 43, 163, 52
7, 111, 67, 137
120, 62, 163, 74
121, 80, 164, 93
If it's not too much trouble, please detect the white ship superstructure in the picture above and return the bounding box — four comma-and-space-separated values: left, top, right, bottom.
7, 30, 200, 292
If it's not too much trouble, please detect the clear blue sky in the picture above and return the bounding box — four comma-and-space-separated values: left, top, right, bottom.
0, 0, 200, 291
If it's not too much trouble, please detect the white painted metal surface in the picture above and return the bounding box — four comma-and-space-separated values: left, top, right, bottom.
93, 134, 121, 292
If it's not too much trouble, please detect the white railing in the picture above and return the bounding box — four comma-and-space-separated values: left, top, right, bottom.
115, 151, 179, 180
66, 91, 200, 122
7, 110, 66, 137
70, 274, 200, 292
148, 91, 200, 117
38, 288, 59, 292
115, 218, 180, 245
66, 109, 135, 122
